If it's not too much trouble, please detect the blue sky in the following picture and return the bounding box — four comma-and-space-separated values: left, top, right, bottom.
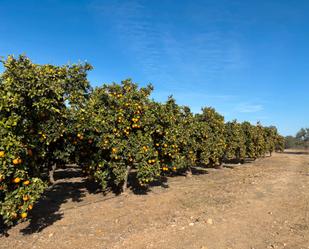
0, 0, 308, 136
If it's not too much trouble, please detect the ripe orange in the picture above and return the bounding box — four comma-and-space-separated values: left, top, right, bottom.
12, 158, 20, 165
23, 195, 29, 201
13, 177, 21, 183
0, 151, 5, 158
28, 204, 33, 210
21, 212, 27, 219
23, 180, 30, 185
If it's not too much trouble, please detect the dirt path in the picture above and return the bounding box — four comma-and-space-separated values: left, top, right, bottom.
1, 151, 308, 249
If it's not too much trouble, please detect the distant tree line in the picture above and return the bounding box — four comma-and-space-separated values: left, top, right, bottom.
285, 128, 309, 149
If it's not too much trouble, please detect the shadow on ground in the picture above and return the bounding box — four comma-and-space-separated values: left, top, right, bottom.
13, 158, 263, 235
282, 151, 309, 155
20, 168, 102, 235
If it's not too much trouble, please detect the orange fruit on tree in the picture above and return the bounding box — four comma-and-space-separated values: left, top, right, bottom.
13, 158, 21, 165
28, 204, 33, 210
13, 177, 21, 183
23, 195, 29, 201
21, 212, 27, 219
23, 180, 30, 185
0, 151, 5, 158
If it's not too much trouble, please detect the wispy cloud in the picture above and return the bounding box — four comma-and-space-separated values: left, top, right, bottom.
235, 103, 263, 113
89, 0, 247, 86
90, 0, 167, 80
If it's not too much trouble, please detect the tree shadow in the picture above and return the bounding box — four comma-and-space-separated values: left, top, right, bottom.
223, 158, 245, 164
223, 164, 239, 169
6, 156, 263, 235
20, 170, 102, 235
191, 167, 209, 175
54, 166, 83, 180
129, 171, 169, 195
282, 151, 309, 155
0, 219, 9, 237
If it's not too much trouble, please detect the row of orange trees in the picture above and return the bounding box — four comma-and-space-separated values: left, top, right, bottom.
0, 55, 285, 227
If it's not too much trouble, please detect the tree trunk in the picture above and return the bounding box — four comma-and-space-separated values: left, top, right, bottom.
215, 163, 223, 169
49, 163, 57, 184
122, 165, 131, 193
186, 167, 192, 177
215, 158, 223, 169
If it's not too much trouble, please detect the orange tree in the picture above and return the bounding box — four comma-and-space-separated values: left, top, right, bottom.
275, 135, 285, 152
73, 79, 162, 192
195, 107, 226, 167
148, 98, 202, 176
73, 84, 200, 191
263, 126, 279, 156
253, 123, 267, 158
176, 106, 199, 171
224, 120, 246, 163
241, 121, 259, 159
0, 55, 92, 226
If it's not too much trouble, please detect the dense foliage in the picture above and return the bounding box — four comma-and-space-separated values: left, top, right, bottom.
0, 55, 285, 228
0, 55, 92, 226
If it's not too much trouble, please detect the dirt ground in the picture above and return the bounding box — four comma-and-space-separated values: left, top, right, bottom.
1, 150, 308, 249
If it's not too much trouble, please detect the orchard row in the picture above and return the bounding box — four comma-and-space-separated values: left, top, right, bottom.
0, 55, 284, 227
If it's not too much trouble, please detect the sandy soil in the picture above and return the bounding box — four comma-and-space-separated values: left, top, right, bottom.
1, 150, 308, 249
